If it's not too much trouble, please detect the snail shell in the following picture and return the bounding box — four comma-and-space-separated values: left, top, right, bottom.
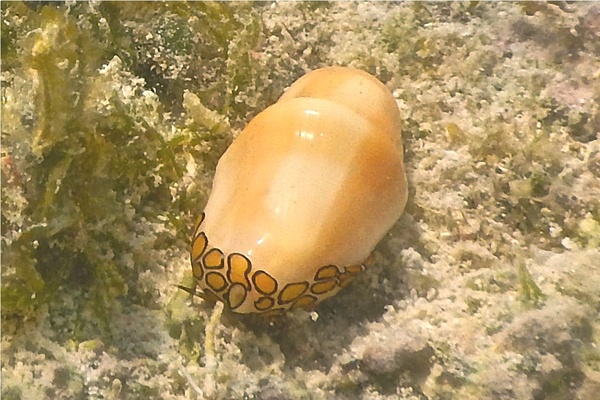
190, 67, 407, 314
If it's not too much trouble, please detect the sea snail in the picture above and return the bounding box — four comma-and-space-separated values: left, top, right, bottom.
190, 67, 408, 314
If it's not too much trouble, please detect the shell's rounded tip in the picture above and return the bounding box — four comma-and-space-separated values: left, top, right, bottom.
279, 67, 402, 149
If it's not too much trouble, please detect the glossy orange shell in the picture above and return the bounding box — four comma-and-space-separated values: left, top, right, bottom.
190, 67, 407, 314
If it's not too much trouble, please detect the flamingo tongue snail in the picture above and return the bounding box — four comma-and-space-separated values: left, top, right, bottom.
189, 67, 408, 314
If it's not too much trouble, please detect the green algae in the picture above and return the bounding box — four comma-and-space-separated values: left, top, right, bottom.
4, 5, 164, 327
517, 263, 546, 308
1, 2, 245, 328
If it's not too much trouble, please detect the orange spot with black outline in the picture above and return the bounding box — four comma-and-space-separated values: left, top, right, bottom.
254, 296, 275, 311
227, 253, 251, 288
191, 232, 207, 262
315, 265, 340, 280
227, 283, 247, 309
252, 270, 278, 295
205, 272, 228, 292
311, 279, 338, 295
278, 282, 309, 304
292, 295, 317, 309
192, 262, 204, 280
345, 265, 364, 274
203, 248, 224, 269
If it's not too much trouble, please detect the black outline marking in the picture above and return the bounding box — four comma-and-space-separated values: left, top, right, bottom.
205, 272, 228, 292
254, 296, 275, 311
292, 294, 318, 309
252, 270, 278, 295
345, 265, 365, 274
192, 261, 204, 280
192, 212, 206, 239
277, 282, 309, 305
310, 279, 338, 295
227, 283, 247, 310
191, 232, 208, 263
314, 265, 340, 281
203, 248, 224, 269
227, 253, 252, 288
